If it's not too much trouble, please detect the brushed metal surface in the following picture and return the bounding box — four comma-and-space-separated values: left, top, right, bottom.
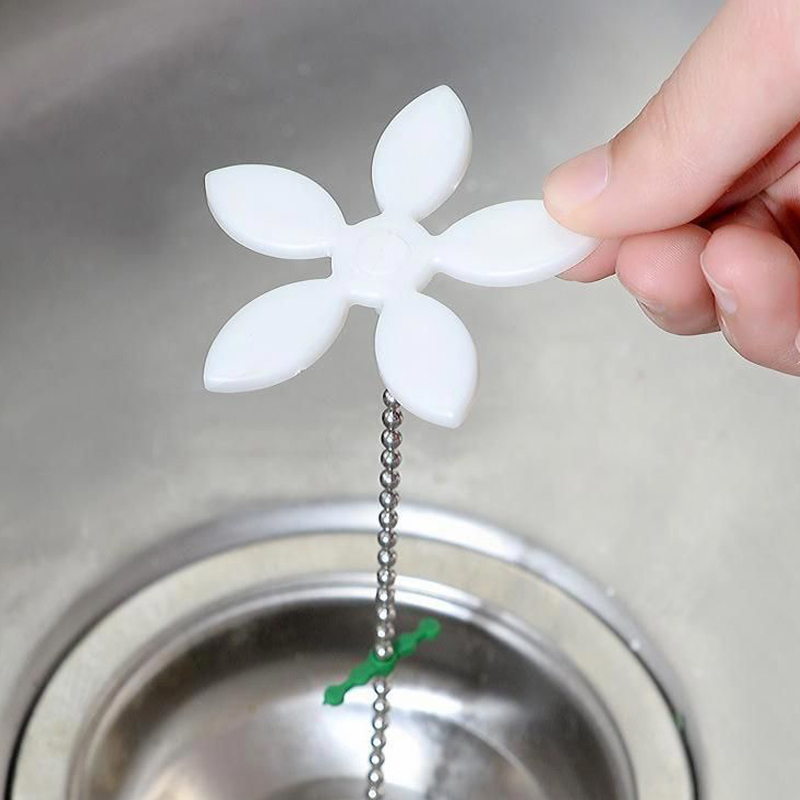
41, 589, 637, 800
2, 1, 798, 799
11, 515, 692, 800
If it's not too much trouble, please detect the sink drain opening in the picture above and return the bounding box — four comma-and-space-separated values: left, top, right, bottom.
8, 505, 696, 800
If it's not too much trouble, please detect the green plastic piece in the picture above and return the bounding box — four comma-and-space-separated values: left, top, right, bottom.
323, 617, 441, 706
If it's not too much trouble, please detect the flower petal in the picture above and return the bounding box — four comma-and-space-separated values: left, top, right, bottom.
205, 165, 345, 259
204, 279, 348, 392
432, 200, 598, 286
375, 293, 477, 428
372, 86, 472, 221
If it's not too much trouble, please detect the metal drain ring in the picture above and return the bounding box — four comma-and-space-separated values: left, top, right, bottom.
9, 503, 696, 800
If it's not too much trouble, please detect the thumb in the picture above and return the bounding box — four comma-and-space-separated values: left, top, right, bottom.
543, 0, 800, 239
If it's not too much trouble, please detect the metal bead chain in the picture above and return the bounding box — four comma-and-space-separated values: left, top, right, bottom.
375, 390, 401, 660
366, 389, 402, 800
365, 678, 391, 800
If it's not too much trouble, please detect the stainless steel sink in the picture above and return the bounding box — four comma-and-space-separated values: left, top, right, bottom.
9, 505, 691, 800
56, 594, 632, 800
2, 1, 800, 799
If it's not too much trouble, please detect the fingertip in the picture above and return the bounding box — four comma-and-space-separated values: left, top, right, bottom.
615, 225, 717, 335
617, 226, 710, 298
700, 224, 796, 315
701, 224, 800, 375
701, 223, 794, 279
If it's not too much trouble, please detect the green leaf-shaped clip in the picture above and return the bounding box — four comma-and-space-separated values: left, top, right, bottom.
323, 617, 441, 706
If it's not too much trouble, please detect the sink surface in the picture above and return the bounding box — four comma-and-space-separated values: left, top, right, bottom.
61, 596, 631, 800
2, 1, 799, 799
9, 510, 690, 800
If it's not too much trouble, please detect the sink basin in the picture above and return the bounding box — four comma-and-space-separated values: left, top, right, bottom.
10, 504, 692, 800
75, 589, 630, 800
3, 2, 799, 799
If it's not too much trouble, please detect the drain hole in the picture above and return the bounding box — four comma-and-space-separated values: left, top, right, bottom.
73, 595, 632, 800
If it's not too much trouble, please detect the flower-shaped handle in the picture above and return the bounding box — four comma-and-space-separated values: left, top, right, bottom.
204, 86, 596, 427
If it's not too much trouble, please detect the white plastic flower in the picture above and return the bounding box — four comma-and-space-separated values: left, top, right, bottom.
204, 85, 595, 428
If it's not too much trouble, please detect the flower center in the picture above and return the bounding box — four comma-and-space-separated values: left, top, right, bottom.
331, 214, 433, 309
354, 231, 411, 276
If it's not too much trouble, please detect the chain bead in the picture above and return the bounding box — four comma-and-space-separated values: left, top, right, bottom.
379, 490, 398, 510
382, 408, 403, 430
381, 429, 402, 450
374, 643, 394, 661
376, 587, 394, 605
377, 567, 396, 587
376, 604, 396, 622
381, 449, 402, 470
378, 530, 397, 549
383, 390, 399, 408
379, 509, 398, 530
380, 469, 400, 490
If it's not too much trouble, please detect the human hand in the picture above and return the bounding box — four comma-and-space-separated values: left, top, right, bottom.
543, 0, 800, 375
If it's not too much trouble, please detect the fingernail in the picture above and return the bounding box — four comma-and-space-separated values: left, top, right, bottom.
700, 252, 737, 314
544, 144, 610, 212
718, 313, 739, 350
795, 329, 800, 354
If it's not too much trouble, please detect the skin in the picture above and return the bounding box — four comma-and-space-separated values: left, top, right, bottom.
543, 0, 800, 376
